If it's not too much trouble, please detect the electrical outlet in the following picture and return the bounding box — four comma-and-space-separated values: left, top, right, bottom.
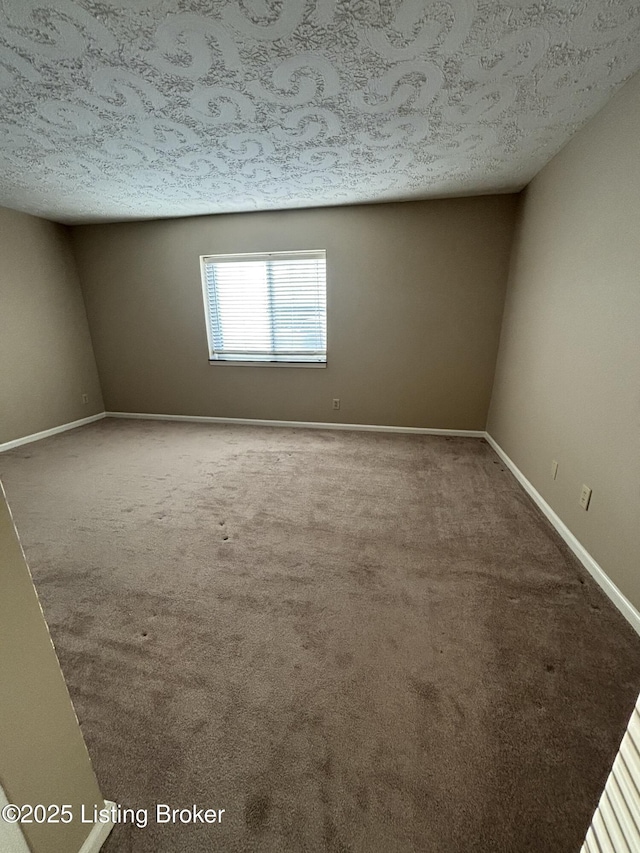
332, 398, 340, 410
579, 485, 592, 511
81, 393, 89, 405
551, 460, 558, 480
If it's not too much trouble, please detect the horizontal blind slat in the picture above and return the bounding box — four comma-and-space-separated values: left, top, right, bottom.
585, 826, 602, 853
608, 773, 640, 848
618, 752, 640, 808
581, 696, 640, 853
592, 805, 617, 853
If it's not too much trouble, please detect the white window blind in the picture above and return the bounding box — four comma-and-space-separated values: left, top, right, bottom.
201, 250, 327, 365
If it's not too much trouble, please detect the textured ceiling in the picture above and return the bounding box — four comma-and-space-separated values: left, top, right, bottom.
0, 0, 639, 223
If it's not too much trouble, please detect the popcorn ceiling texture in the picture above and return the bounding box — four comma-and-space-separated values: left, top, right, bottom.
0, 0, 639, 223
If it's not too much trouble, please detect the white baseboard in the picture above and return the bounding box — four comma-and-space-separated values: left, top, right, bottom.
105, 411, 485, 437
485, 432, 640, 636
0, 413, 105, 453
78, 800, 116, 853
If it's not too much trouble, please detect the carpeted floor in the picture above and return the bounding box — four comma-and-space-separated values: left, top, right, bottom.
1, 419, 639, 853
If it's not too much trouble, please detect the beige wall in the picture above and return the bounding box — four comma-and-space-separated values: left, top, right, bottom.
488, 73, 640, 608
71, 196, 517, 430
0, 207, 104, 445
0, 483, 104, 853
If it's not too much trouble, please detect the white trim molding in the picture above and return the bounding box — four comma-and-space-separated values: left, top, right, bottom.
0, 413, 105, 453
0, 791, 114, 853
105, 411, 485, 437
485, 432, 640, 636
77, 800, 116, 853
0, 786, 30, 853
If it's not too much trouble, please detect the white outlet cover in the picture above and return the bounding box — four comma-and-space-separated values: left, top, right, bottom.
580, 485, 592, 510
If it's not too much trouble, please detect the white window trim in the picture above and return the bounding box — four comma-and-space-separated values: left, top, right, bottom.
207, 361, 327, 369
200, 250, 327, 368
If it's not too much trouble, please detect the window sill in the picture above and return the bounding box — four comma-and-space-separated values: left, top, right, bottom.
208, 360, 326, 369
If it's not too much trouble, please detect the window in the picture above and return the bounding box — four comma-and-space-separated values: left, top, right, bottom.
201, 250, 327, 366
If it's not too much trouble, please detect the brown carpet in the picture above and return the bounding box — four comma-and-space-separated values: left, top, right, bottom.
1, 419, 639, 853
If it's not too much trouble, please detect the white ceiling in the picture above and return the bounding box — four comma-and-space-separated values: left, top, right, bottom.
0, 0, 639, 224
